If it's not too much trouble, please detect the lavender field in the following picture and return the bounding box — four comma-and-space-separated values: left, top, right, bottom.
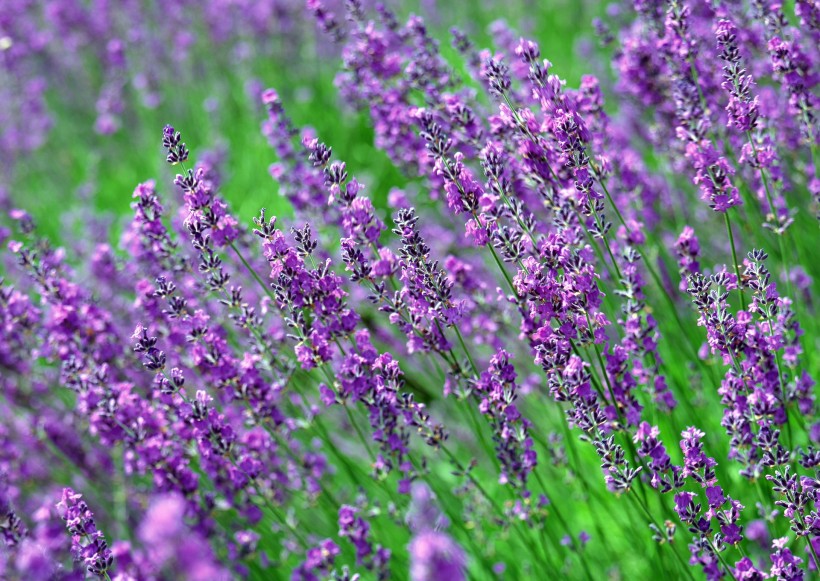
1, 0, 819, 579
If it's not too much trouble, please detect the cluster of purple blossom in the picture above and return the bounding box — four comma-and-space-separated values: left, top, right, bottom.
1, 0, 819, 579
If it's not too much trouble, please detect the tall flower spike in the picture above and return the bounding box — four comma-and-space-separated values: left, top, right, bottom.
754, 0, 818, 144
716, 18, 791, 232
473, 349, 537, 490
256, 210, 445, 490
56, 488, 113, 578
394, 207, 463, 330
675, 427, 746, 578
715, 20, 759, 134
0, 486, 26, 547
261, 90, 331, 216
161, 125, 239, 247
674, 226, 702, 292
661, 2, 742, 215
338, 505, 391, 578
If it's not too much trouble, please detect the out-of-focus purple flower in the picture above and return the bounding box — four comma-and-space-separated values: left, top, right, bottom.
406, 482, 465, 581
674, 226, 701, 292
338, 505, 390, 578
734, 556, 765, 579
292, 539, 340, 581
764, 32, 817, 143
410, 530, 466, 581
138, 493, 230, 581
745, 519, 770, 548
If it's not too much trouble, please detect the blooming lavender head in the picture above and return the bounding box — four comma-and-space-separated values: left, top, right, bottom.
0, 486, 26, 547
56, 488, 113, 578
715, 19, 759, 133
338, 505, 390, 575
674, 226, 701, 291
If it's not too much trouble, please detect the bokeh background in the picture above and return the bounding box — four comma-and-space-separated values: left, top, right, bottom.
3, 0, 602, 239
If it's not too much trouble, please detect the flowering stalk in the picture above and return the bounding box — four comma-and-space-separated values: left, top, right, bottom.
293, 128, 543, 500
57, 488, 114, 580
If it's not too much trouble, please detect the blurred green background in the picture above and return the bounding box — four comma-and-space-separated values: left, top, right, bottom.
8, 0, 601, 241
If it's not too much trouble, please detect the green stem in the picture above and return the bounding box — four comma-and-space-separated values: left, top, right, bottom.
706, 537, 739, 581
343, 402, 376, 460
628, 495, 697, 581
488, 238, 518, 296
405, 455, 499, 578
457, 399, 498, 473
230, 241, 276, 302
533, 471, 594, 581
440, 445, 554, 573
776, 233, 795, 302
807, 536, 820, 572
311, 413, 370, 486
113, 446, 129, 542
452, 324, 479, 377
600, 178, 709, 375
724, 212, 746, 310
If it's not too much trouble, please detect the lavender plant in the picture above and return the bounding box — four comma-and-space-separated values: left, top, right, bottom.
1, 0, 819, 579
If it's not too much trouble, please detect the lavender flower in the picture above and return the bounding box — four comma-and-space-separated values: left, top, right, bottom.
407, 482, 466, 581
0, 487, 26, 547
138, 494, 229, 580
393, 207, 463, 330
293, 539, 340, 581
473, 350, 536, 489
56, 488, 113, 578
338, 505, 390, 578
715, 20, 760, 134
5, 3, 820, 580
759, 13, 818, 143
674, 226, 702, 292
409, 531, 466, 581
769, 536, 804, 579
